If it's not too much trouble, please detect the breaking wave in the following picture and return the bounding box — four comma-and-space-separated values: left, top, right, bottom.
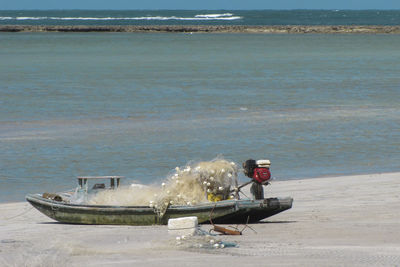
194, 13, 234, 18
0, 14, 242, 21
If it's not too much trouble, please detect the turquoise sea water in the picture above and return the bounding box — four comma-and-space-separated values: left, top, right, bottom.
1, 32, 400, 202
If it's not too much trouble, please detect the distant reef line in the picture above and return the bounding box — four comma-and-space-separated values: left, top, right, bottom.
1, 25, 400, 34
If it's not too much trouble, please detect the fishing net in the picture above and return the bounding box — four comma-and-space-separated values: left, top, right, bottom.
86, 184, 159, 206
173, 233, 238, 250
85, 158, 238, 208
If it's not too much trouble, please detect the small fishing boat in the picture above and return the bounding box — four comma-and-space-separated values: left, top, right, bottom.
26, 176, 293, 225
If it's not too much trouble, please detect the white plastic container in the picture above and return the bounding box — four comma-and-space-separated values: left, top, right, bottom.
168, 216, 198, 236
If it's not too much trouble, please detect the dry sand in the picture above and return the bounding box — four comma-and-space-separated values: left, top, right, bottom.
1, 172, 399, 266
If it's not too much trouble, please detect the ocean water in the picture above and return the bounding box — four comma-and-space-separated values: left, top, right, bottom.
0, 32, 399, 202
1, 10, 400, 26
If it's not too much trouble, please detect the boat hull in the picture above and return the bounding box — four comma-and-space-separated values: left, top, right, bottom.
26, 194, 293, 225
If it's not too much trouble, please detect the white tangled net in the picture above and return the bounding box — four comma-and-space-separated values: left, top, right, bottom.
86, 158, 238, 207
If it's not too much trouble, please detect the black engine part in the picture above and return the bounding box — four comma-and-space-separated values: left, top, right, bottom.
243, 159, 257, 178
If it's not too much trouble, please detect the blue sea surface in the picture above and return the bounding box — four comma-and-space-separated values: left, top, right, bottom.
0, 32, 399, 202
1, 10, 400, 26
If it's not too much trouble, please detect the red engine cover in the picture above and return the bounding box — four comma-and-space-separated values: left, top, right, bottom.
253, 167, 271, 183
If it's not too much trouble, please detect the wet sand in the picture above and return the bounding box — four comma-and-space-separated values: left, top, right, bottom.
1, 25, 400, 33
1, 172, 400, 266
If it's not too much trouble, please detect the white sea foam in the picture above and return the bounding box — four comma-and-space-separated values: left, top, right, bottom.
15, 17, 48, 20
195, 13, 234, 18
0, 15, 242, 21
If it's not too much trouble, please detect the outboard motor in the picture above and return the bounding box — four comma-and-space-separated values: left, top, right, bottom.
243, 159, 271, 200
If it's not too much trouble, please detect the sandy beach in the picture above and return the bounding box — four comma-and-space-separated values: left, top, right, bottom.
1, 172, 399, 266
